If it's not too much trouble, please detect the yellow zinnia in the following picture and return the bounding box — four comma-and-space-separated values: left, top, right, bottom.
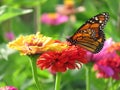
8, 32, 68, 55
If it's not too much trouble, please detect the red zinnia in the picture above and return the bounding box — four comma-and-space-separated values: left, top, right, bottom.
37, 45, 87, 72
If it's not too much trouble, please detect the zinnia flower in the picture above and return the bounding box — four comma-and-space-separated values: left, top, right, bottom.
56, 0, 85, 23
56, 0, 85, 16
5, 31, 15, 41
41, 13, 68, 25
8, 32, 68, 55
108, 42, 120, 53
37, 45, 87, 72
87, 38, 115, 62
87, 38, 120, 80
94, 55, 120, 80
0, 86, 17, 90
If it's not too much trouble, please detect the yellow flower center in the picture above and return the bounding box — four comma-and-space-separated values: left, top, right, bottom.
64, 0, 74, 7
48, 13, 58, 19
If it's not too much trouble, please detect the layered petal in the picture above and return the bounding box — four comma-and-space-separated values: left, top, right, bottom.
8, 32, 68, 55
37, 45, 87, 72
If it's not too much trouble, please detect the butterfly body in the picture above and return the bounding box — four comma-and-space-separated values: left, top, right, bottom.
67, 12, 109, 53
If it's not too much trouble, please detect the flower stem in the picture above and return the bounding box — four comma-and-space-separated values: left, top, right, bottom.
85, 66, 90, 90
55, 72, 62, 90
34, 1, 41, 33
61, 17, 73, 41
109, 78, 113, 90
29, 55, 43, 90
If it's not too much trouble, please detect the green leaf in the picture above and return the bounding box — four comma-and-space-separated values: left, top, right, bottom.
0, 5, 33, 23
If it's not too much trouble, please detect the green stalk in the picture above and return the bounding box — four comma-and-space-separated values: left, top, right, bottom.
60, 17, 73, 41
34, 2, 41, 33
85, 66, 90, 90
117, 1, 120, 37
55, 72, 62, 90
29, 55, 43, 90
109, 78, 113, 90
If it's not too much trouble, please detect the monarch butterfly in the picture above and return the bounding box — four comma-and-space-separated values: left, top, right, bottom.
67, 12, 109, 53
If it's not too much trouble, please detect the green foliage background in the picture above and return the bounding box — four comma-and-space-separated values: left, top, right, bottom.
0, 0, 120, 90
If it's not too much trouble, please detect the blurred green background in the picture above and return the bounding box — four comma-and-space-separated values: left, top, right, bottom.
0, 0, 120, 90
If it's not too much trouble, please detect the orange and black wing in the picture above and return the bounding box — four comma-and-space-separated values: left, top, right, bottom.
67, 12, 109, 53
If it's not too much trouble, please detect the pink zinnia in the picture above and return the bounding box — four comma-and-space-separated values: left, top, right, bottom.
41, 13, 68, 25
87, 38, 115, 62
5, 32, 15, 41
87, 38, 120, 80
94, 55, 120, 80
0, 86, 17, 90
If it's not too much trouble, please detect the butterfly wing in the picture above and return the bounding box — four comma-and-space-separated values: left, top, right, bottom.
67, 12, 109, 53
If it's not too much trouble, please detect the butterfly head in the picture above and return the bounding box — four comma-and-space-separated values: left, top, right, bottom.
66, 36, 76, 45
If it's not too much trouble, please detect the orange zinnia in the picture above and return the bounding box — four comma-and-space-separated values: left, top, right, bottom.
107, 42, 120, 53
8, 32, 68, 55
